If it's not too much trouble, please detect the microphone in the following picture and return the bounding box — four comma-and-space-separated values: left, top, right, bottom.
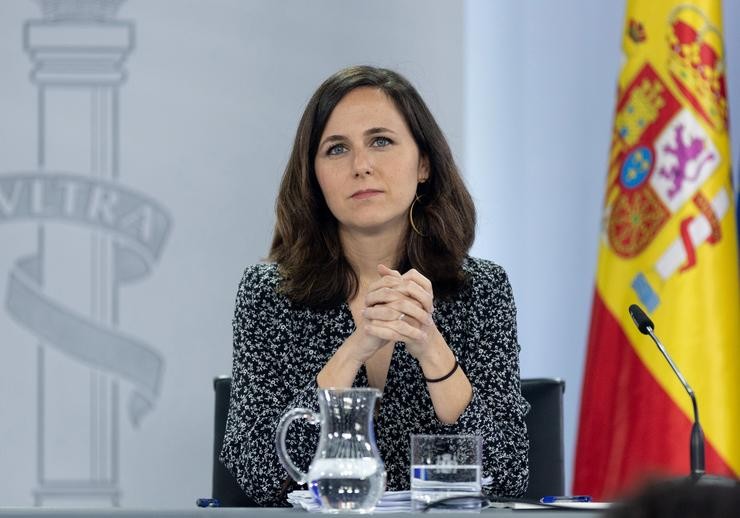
627, 304, 705, 479
628, 304, 654, 335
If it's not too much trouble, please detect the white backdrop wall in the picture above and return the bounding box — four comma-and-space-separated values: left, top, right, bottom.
0, 0, 738, 507
466, 0, 626, 491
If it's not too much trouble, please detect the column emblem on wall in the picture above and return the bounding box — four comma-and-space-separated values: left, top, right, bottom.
0, 0, 171, 506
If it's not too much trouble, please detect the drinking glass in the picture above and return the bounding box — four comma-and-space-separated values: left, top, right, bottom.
410, 434, 483, 511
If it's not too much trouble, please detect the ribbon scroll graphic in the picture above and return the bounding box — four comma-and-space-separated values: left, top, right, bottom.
2, 172, 171, 424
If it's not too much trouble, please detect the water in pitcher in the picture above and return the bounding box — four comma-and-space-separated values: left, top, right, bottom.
308, 458, 386, 513
276, 388, 386, 512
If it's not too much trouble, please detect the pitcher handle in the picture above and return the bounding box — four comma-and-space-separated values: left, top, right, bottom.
275, 407, 320, 485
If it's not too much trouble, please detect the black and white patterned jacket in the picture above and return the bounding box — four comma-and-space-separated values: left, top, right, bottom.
220, 257, 529, 506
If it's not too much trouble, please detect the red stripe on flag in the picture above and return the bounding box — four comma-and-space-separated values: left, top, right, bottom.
678, 216, 697, 272
573, 290, 735, 500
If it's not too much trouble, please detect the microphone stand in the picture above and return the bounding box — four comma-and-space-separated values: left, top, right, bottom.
629, 305, 738, 487
643, 326, 705, 480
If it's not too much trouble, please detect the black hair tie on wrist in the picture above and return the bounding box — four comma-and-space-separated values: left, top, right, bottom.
424, 360, 459, 383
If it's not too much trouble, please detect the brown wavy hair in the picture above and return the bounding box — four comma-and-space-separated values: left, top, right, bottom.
269, 65, 476, 308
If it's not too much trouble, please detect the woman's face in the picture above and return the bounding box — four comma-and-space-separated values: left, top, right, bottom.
314, 87, 428, 237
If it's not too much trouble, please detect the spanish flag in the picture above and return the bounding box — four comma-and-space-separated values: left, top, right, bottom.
574, 0, 740, 499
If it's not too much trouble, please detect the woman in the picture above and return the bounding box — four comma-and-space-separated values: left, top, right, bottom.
220, 65, 529, 506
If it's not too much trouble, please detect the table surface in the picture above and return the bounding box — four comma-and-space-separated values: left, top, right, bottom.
0, 507, 605, 518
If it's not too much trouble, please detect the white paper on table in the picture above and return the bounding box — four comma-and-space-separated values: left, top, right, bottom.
287, 490, 411, 513
287, 477, 492, 513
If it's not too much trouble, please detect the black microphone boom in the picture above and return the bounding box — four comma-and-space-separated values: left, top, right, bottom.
628, 304, 654, 335
628, 304, 705, 478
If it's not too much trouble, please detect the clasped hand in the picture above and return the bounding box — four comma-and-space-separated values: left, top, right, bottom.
357, 264, 439, 362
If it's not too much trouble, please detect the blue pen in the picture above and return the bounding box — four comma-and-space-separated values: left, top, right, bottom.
196, 498, 221, 507
540, 495, 592, 504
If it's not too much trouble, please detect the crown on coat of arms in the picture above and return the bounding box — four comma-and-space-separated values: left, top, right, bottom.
666, 5, 727, 130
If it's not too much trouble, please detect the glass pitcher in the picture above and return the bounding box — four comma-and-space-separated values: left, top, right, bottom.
275, 387, 386, 513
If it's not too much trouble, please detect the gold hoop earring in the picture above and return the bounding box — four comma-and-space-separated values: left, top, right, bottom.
409, 194, 426, 237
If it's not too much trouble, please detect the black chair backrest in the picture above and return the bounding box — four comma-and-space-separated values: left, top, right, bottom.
521, 377, 566, 499
212, 376, 565, 505
212, 376, 258, 506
